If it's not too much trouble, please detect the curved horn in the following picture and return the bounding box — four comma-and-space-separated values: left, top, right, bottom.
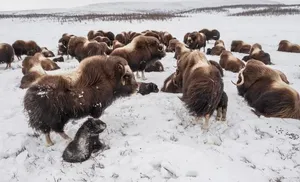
231, 68, 245, 86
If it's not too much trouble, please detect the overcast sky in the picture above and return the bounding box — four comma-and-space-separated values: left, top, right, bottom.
0, 0, 191, 11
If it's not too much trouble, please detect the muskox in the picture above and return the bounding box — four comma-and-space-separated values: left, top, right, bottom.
166, 38, 179, 52
20, 69, 46, 89
12, 40, 41, 60
219, 50, 245, 73
53, 56, 64, 62
93, 36, 112, 47
113, 40, 125, 50
230, 40, 251, 54
142, 30, 162, 42
110, 35, 166, 80
0, 43, 15, 69
277, 40, 300, 53
206, 40, 226, 56
209, 60, 224, 77
87, 30, 115, 42
242, 43, 272, 65
68, 36, 109, 62
161, 72, 182, 93
232, 59, 300, 119
58, 33, 75, 58
23, 55, 139, 146
160, 31, 174, 47
186, 31, 206, 51
137, 82, 159, 95
145, 60, 164, 72
199, 29, 220, 43
41, 47, 55, 57
174, 50, 226, 129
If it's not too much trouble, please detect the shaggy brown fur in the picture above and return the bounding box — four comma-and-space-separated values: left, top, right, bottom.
199, 28, 220, 42
160, 31, 174, 47
93, 36, 112, 47
68, 36, 109, 62
58, 33, 75, 57
230, 40, 251, 54
110, 35, 166, 80
0, 43, 15, 69
145, 60, 164, 72
174, 50, 225, 129
183, 32, 190, 45
161, 72, 182, 93
142, 31, 162, 42
166, 38, 179, 52
242, 43, 272, 65
219, 50, 245, 73
87, 30, 115, 42
115, 32, 129, 45
137, 82, 159, 95
206, 40, 226, 56
277, 40, 300, 53
186, 31, 206, 51
113, 40, 125, 50
12, 40, 41, 60
209, 60, 224, 77
41, 47, 55, 57
23, 55, 139, 147
232, 59, 300, 119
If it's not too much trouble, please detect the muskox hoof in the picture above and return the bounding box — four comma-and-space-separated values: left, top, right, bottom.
216, 116, 221, 121
221, 117, 226, 122
135, 71, 141, 78
45, 141, 55, 147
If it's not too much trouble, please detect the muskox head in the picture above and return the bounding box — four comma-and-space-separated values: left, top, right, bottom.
84, 118, 107, 134
19, 72, 42, 89
136, 35, 166, 59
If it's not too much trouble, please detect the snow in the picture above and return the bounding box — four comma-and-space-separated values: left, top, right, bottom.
1, 4, 300, 182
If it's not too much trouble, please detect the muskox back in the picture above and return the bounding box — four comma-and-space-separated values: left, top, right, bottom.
0, 43, 15, 68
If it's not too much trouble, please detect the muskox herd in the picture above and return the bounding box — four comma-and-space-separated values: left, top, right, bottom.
0, 27, 299, 163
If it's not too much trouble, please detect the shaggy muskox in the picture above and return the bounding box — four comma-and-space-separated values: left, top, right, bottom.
93, 36, 112, 47
138, 82, 159, 95
20, 69, 46, 89
209, 60, 224, 77
58, 33, 75, 58
62, 118, 107, 163
145, 60, 164, 72
159, 31, 174, 47
185, 31, 206, 51
166, 38, 179, 52
41, 47, 55, 57
199, 28, 220, 43
230, 40, 251, 54
23, 55, 139, 146
232, 59, 300, 119
174, 50, 226, 129
206, 40, 226, 56
161, 72, 182, 93
277, 40, 300, 53
68, 36, 110, 62
113, 40, 125, 50
110, 35, 166, 80
242, 43, 272, 65
12, 40, 41, 60
0, 43, 15, 69
87, 30, 115, 42
219, 50, 245, 73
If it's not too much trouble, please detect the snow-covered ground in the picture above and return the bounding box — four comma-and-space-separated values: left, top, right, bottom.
1, 7, 300, 182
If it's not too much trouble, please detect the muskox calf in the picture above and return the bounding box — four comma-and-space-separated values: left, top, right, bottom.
23, 55, 138, 146
12, 40, 41, 60
174, 50, 225, 129
138, 82, 159, 95
219, 50, 245, 73
110, 35, 166, 80
199, 28, 220, 43
0, 43, 15, 69
242, 43, 272, 65
230, 40, 251, 54
277, 40, 300, 53
185, 31, 206, 51
232, 59, 300, 119
161, 72, 182, 93
206, 40, 226, 56
145, 60, 164, 72
62, 118, 107, 163
22, 53, 60, 74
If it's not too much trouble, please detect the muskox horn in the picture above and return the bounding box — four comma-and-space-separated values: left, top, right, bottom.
231, 68, 245, 86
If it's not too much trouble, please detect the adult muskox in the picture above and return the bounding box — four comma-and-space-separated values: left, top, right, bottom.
277, 40, 300, 53
166, 38, 179, 52
23, 55, 139, 146
199, 28, 220, 43
68, 36, 109, 62
242, 43, 272, 65
110, 35, 166, 80
206, 40, 226, 56
174, 50, 226, 129
0, 43, 15, 69
219, 50, 245, 73
185, 31, 206, 51
230, 40, 251, 54
232, 59, 300, 119
87, 30, 115, 42
12, 40, 41, 60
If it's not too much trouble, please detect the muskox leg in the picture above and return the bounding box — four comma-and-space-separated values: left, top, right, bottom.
141, 70, 147, 80
221, 107, 227, 121
216, 107, 222, 121
58, 132, 71, 140
202, 114, 210, 130
136, 71, 140, 78
45, 133, 54, 147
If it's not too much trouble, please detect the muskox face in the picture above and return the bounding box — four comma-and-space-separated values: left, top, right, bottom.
85, 118, 107, 134
19, 72, 40, 89
147, 38, 166, 59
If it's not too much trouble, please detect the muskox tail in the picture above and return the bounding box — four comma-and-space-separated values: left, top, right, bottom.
209, 60, 224, 77
182, 75, 223, 117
